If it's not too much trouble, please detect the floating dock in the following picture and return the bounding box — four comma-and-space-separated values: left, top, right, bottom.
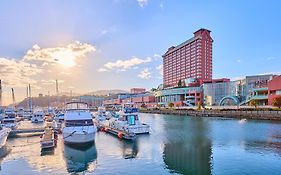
97, 124, 136, 140
40, 127, 56, 149
9, 128, 45, 136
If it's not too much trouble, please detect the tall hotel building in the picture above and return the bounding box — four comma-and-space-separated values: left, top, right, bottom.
163, 29, 213, 87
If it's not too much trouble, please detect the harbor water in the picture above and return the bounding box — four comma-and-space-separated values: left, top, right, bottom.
0, 113, 281, 175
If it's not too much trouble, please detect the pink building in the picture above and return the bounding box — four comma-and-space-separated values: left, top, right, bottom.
268, 76, 281, 105
130, 88, 146, 94
163, 29, 213, 87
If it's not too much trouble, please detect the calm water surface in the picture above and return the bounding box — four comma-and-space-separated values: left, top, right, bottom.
0, 113, 281, 175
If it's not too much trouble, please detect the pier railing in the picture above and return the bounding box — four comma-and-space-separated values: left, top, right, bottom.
140, 109, 281, 121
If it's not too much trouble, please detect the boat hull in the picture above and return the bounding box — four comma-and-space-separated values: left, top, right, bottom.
0, 128, 11, 149
62, 126, 96, 144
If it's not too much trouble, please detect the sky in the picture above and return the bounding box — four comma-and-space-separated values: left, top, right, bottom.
1, 0, 281, 105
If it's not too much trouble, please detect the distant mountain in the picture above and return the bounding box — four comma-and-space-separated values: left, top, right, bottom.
87, 89, 129, 96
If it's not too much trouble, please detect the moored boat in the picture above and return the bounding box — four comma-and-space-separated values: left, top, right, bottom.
0, 126, 11, 149
108, 103, 150, 134
31, 110, 44, 123
62, 101, 97, 144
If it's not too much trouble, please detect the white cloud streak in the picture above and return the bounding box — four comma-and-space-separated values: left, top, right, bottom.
137, 0, 148, 7
99, 57, 151, 72
138, 68, 151, 79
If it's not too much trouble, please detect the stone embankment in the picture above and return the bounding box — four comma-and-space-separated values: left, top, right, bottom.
140, 109, 281, 121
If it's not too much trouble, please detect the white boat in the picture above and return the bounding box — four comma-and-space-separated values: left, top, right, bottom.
62, 102, 97, 144
95, 107, 107, 121
2, 108, 17, 129
0, 126, 11, 149
108, 104, 150, 134
31, 110, 44, 123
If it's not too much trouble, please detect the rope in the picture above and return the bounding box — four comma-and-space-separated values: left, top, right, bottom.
62, 131, 76, 139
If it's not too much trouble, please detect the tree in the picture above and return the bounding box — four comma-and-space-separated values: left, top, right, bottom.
168, 102, 174, 108
141, 103, 147, 108
197, 101, 202, 110
272, 96, 281, 108
177, 80, 182, 87
250, 99, 257, 108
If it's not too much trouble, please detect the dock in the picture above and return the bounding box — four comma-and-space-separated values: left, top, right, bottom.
40, 128, 56, 149
97, 124, 136, 140
9, 128, 45, 136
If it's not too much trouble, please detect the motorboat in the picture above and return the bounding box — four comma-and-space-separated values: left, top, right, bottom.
108, 103, 150, 134
23, 110, 33, 120
94, 106, 107, 122
2, 108, 17, 129
0, 126, 11, 149
62, 101, 97, 144
31, 110, 44, 123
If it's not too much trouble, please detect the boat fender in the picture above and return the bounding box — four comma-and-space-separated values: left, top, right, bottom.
117, 132, 123, 139
104, 128, 109, 132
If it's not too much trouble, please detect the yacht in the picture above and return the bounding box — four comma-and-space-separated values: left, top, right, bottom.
62, 102, 97, 144
108, 103, 150, 134
0, 126, 11, 149
95, 106, 107, 121
2, 108, 17, 129
31, 110, 44, 123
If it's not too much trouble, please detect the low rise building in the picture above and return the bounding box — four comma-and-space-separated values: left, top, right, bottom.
79, 95, 105, 107
203, 79, 245, 106
268, 76, 281, 105
155, 86, 203, 107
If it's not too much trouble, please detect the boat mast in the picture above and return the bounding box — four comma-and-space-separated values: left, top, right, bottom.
11, 88, 16, 109
29, 84, 32, 111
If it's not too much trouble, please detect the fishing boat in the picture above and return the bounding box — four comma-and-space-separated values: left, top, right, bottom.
0, 126, 11, 149
62, 101, 97, 144
31, 110, 44, 123
108, 103, 150, 134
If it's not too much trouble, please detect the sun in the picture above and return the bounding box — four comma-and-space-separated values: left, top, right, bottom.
53, 50, 77, 68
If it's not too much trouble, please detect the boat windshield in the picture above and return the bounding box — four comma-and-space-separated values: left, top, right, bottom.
65, 119, 93, 127
66, 102, 88, 110
127, 115, 136, 125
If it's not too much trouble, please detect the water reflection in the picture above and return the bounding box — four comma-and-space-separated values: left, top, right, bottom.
63, 142, 97, 173
0, 146, 10, 171
162, 116, 212, 175
122, 141, 138, 159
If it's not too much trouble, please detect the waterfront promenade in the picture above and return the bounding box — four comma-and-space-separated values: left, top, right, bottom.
140, 109, 281, 121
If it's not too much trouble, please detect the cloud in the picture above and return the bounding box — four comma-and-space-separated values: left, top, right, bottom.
156, 64, 163, 76
60, 71, 72, 75
0, 41, 95, 88
137, 0, 148, 7
23, 41, 96, 67
0, 58, 41, 87
41, 79, 64, 85
236, 59, 241, 63
99, 57, 151, 72
138, 68, 151, 79
98, 68, 109, 72
160, 2, 164, 10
